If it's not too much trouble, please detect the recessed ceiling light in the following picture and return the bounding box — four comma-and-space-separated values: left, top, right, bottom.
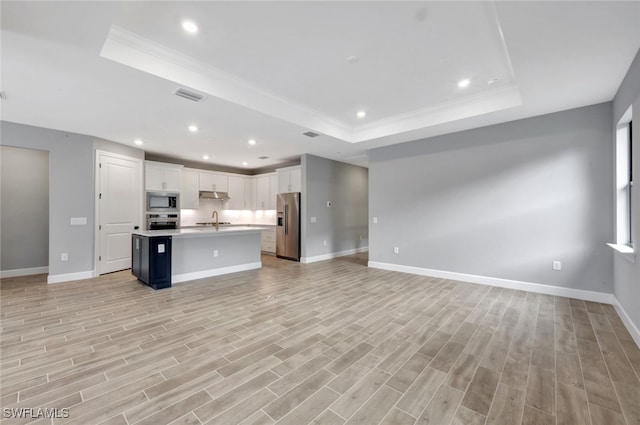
487, 78, 499, 86
457, 79, 470, 88
356, 111, 366, 119
134, 139, 143, 146
188, 125, 198, 133
182, 20, 198, 34
248, 139, 256, 146
242, 161, 248, 166
202, 155, 209, 160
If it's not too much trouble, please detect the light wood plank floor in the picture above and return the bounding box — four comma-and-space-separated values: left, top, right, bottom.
1, 253, 639, 425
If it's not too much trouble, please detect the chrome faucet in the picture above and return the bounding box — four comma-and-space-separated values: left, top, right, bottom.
212, 210, 219, 230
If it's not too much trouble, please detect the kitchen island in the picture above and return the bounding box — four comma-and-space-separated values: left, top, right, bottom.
132, 226, 264, 288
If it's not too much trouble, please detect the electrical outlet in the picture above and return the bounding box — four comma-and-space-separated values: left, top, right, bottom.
61, 253, 68, 261
213, 250, 219, 257
552, 260, 562, 271
393, 247, 399, 254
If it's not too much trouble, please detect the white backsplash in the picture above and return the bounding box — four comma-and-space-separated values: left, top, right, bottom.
180, 198, 276, 226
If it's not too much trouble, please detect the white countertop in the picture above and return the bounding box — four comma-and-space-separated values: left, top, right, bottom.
133, 226, 267, 238
181, 223, 276, 229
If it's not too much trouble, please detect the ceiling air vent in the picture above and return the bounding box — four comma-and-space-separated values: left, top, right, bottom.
258, 156, 269, 160
174, 88, 205, 102
303, 131, 320, 138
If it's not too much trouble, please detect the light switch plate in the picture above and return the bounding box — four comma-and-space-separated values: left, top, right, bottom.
70, 217, 87, 225
373, 217, 378, 223
158, 244, 165, 253
310, 217, 317, 223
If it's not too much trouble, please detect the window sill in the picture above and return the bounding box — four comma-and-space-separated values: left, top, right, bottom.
607, 243, 636, 263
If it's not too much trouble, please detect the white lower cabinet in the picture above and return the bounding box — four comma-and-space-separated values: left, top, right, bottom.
260, 227, 276, 253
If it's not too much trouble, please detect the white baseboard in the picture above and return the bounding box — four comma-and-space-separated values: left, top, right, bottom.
612, 296, 640, 348
301, 247, 369, 264
47, 270, 95, 284
172, 262, 262, 283
367, 261, 614, 304
0, 266, 49, 278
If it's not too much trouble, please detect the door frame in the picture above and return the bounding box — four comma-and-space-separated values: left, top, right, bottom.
94, 150, 144, 276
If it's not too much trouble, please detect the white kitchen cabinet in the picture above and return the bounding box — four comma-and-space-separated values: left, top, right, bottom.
226, 176, 245, 210
180, 169, 199, 209
256, 175, 269, 209
199, 172, 228, 192
145, 161, 182, 192
277, 165, 301, 193
260, 227, 276, 253
268, 174, 278, 209
255, 173, 277, 209
244, 177, 256, 210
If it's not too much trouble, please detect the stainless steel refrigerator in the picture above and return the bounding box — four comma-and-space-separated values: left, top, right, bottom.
276, 192, 301, 261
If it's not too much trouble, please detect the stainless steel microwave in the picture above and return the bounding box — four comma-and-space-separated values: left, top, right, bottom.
146, 192, 179, 212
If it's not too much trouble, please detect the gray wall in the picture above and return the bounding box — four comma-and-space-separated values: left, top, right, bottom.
94, 138, 145, 161
369, 102, 614, 293
146, 152, 300, 176
301, 154, 368, 259
1, 121, 145, 279
1, 146, 49, 271
1, 121, 94, 277
612, 48, 640, 333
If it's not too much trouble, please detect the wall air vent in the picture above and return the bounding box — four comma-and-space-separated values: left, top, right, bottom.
174, 88, 206, 102
303, 131, 320, 138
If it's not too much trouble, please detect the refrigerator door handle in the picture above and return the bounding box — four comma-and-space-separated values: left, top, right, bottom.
284, 204, 288, 235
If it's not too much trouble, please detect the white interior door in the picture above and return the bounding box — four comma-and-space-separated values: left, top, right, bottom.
98, 152, 142, 274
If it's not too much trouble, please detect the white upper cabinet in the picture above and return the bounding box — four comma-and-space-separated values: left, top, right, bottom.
180, 169, 199, 209
276, 165, 301, 193
244, 177, 256, 210
199, 172, 228, 192
268, 174, 278, 209
145, 161, 182, 192
256, 175, 269, 209
255, 172, 277, 209
226, 176, 245, 210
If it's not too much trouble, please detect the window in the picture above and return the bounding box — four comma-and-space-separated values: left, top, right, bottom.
628, 121, 633, 246
615, 108, 634, 250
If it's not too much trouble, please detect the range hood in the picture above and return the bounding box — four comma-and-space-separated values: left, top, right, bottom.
199, 191, 230, 200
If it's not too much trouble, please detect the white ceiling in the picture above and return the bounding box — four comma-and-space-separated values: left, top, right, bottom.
2, 1, 639, 170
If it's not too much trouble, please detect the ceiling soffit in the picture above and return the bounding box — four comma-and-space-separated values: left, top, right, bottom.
100, 2, 521, 144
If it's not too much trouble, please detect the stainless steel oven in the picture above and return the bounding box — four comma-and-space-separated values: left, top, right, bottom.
146, 192, 179, 212
146, 214, 180, 230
